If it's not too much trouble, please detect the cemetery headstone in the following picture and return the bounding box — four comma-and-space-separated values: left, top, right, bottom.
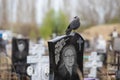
12, 38, 29, 79
27, 43, 47, 80
40, 56, 49, 80
116, 70, 120, 80
48, 32, 84, 80
84, 52, 103, 78
113, 38, 120, 74
29, 56, 49, 80
27, 44, 45, 64
112, 28, 118, 38
113, 38, 120, 52
96, 35, 106, 54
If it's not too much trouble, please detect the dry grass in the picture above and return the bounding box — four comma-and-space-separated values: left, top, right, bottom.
81, 23, 120, 40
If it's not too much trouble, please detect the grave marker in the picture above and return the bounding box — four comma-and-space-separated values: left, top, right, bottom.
12, 38, 29, 79
113, 38, 120, 52
84, 52, 103, 78
48, 32, 84, 80
30, 56, 49, 80
27, 43, 48, 80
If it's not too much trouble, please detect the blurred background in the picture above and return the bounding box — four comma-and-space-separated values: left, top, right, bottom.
0, 0, 120, 40
0, 0, 120, 80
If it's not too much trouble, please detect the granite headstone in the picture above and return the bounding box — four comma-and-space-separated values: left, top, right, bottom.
48, 32, 84, 80
12, 38, 29, 79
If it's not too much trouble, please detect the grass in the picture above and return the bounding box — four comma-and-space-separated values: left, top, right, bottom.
81, 23, 120, 40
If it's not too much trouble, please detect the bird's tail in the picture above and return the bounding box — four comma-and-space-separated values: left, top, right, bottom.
65, 28, 72, 35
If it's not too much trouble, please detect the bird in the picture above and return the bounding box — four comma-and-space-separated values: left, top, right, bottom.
65, 16, 80, 35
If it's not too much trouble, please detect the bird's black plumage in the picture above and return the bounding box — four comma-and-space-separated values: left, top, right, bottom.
65, 16, 80, 35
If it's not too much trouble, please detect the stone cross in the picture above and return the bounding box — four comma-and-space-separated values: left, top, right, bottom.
84, 52, 103, 78
27, 43, 47, 80
27, 44, 45, 64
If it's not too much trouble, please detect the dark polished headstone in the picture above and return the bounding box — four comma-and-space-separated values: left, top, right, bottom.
12, 38, 29, 79
48, 32, 84, 80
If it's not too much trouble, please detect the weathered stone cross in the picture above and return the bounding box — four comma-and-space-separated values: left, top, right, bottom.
84, 52, 103, 78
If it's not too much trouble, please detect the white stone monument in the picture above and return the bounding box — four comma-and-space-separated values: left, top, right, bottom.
27, 43, 49, 80
84, 52, 103, 78
96, 35, 106, 53
31, 56, 49, 80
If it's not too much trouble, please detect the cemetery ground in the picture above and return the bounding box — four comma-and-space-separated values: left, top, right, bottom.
0, 50, 117, 80
82, 23, 120, 80
82, 23, 120, 40
84, 50, 116, 80
0, 23, 120, 80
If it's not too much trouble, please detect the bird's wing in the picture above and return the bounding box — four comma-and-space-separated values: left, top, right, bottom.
65, 24, 72, 35
66, 28, 72, 35
65, 18, 80, 35
70, 19, 80, 29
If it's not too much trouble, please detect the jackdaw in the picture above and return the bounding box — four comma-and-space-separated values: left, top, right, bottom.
65, 16, 80, 35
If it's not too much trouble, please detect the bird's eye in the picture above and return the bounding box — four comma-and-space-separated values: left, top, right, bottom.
74, 16, 77, 18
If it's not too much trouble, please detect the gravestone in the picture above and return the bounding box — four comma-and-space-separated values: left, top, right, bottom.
30, 56, 49, 80
113, 38, 120, 79
113, 38, 120, 52
48, 32, 84, 80
116, 70, 120, 80
40, 56, 49, 80
12, 38, 29, 79
27, 44, 45, 64
27, 43, 48, 80
84, 52, 103, 78
96, 36, 106, 54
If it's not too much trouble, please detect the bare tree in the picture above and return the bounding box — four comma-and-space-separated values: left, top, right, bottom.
31, 0, 36, 24
16, 0, 36, 24
0, 0, 8, 29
